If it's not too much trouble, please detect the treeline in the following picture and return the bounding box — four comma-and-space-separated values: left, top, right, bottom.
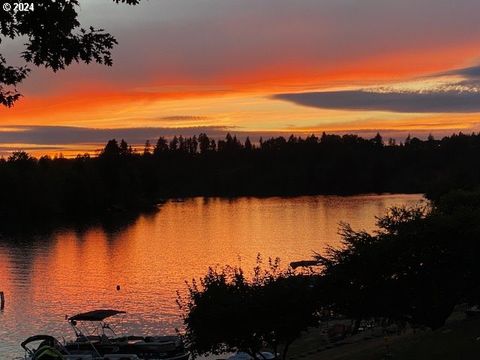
1, 132, 480, 224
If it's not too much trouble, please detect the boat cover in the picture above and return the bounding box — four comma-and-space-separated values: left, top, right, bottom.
68, 309, 126, 321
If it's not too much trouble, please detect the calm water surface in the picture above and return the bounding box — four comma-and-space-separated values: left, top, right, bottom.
0, 194, 424, 358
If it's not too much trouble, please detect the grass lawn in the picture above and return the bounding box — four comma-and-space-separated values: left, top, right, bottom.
288, 316, 480, 360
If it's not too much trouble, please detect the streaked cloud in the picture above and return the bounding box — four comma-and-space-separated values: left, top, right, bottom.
158, 116, 210, 122
274, 62, 480, 113
274, 89, 480, 113
439, 65, 480, 79
0, 126, 232, 145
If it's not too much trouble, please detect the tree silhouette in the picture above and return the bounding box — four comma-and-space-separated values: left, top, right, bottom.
143, 140, 152, 156
100, 139, 121, 159
169, 136, 179, 151
178, 259, 319, 360
0, 0, 140, 107
244, 136, 253, 151
312, 198, 480, 330
198, 133, 211, 154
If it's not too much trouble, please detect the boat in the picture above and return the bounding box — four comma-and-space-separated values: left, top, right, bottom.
20, 309, 190, 360
227, 352, 276, 360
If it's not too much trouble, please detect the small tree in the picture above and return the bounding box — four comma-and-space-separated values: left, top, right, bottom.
244, 137, 253, 151
100, 139, 121, 159
178, 257, 319, 359
154, 136, 169, 155
143, 140, 152, 156
198, 133, 211, 154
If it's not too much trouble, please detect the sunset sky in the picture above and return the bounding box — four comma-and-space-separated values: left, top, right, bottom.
1, 0, 480, 156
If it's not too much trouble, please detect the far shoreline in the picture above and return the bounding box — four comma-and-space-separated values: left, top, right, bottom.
0, 192, 425, 235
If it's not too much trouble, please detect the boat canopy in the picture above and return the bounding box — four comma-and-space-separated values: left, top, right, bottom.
68, 309, 126, 321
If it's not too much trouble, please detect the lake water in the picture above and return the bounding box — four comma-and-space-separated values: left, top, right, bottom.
0, 194, 424, 358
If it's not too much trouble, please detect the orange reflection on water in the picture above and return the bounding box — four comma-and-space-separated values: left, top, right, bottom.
0, 194, 424, 357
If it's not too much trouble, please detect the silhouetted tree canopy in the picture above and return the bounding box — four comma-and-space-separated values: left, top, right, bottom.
0, 0, 140, 106
177, 258, 319, 359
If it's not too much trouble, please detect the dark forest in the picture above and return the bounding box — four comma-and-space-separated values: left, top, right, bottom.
1, 132, 478, 225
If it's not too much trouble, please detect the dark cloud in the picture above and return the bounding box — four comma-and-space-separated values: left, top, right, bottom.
0, 126, 231, 145
274, 90, 480, 113
440, 65, 480, 79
